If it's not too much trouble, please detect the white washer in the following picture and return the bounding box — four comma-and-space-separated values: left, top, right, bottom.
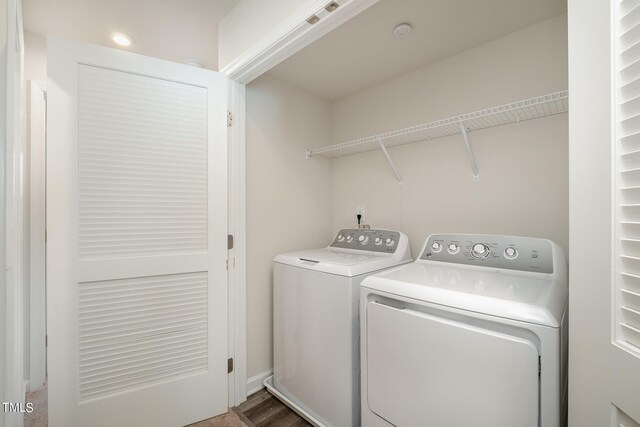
360, 234, 568, 427
265, 229, 412, 427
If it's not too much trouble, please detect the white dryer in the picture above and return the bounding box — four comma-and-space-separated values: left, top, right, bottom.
360, 234, 568, 427
265, 229, 412, 427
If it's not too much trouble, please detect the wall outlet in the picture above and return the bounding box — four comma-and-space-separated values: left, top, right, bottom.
356, 206, 365, 216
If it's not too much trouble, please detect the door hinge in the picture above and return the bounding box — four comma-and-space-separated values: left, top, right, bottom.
228, 234, 234, 250
228, 358, 234, 373
227, 111, 233, 127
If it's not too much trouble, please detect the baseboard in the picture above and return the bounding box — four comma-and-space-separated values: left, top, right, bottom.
246, 369, 273, 396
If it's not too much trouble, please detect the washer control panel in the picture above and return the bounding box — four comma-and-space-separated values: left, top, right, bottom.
331, 229, 400, 253
421, 234, 553, 273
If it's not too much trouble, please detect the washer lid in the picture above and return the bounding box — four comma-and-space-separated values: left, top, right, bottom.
274, 248, 409, 277
361, 262, 567, 327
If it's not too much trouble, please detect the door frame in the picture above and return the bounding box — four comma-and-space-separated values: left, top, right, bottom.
568, 0, 640, 425
222, 0, 381, 403
27, 79, 46, 393
220, 0, 382, 84
2, 0, 25, 426
227, 80, 247, 406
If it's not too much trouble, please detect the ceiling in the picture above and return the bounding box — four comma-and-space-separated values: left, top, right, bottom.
268, 0, 567, 101
22, 0, 242, 70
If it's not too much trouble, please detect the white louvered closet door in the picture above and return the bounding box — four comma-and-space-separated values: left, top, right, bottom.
47, 38, 230, 427
614, 0, 640, 425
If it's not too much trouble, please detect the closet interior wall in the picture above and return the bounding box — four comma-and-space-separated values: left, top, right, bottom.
245, 74, 333, 384
330, 14, 568, 255
246, 12, 568, 385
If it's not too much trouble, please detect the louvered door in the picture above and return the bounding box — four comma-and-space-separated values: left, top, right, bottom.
613, 0, 640, 425
47, 38, 229, 427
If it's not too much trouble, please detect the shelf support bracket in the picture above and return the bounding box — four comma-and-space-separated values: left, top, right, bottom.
459, 121, 479, 181
377, 138, 403, 184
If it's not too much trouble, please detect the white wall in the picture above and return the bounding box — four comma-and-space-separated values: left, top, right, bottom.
23, 31, 44, 81
22, 0, 227, 70
330, 14, 568, 255
218, 0, 304, 70
245, 74, 333, 380
21, 30, 45, 390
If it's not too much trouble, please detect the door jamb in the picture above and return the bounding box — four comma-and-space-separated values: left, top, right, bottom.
27, 79, 46, 393
221, 0, 381, 84
227, 81, 246, 406
222, 0, 380, 404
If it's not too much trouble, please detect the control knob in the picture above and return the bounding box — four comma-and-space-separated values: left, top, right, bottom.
448, 243, 459, 254
471, 243, 489, 258
337, 234, 345, 242
504, 247, 518, 259
358, 235, 369, 245
431, 242, 442, 252
346, 235, 354, 243
374, 237, 383, 245
385, 237, 395, 247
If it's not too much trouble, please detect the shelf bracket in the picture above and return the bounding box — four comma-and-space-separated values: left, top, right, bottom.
377, 138, 403, 184
459, 121, 479, 181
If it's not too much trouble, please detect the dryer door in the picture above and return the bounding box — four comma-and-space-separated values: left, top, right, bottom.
366, 301, 539, 427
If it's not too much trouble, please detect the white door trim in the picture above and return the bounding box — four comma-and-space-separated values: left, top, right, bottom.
227, 81, 247, 406
27, 80, 46, 393
220, 0, 381, 84
3, 0, 25, 425
222, 0, 380, 402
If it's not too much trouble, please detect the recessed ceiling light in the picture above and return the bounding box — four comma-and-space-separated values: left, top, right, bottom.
393, 23, 412, 38
111, 33, 132, 47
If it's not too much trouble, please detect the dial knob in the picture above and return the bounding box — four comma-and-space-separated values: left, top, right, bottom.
431, 242, 442, 252
385, 237, 395, 247
358, 235, 369, 245
374, 237, 383, 245
346, 235, 354, 243
337, 234, 345, 242
504, 247, 518, 259
448, 243, 459, 254
472, 243, 489, 258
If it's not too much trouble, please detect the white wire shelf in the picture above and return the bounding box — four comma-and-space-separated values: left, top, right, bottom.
306, 90, 569, 159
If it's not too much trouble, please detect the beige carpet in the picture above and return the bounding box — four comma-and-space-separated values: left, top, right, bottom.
24, 384, 247, 427
25, 385, 48, 427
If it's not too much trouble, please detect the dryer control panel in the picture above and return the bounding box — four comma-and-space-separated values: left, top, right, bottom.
421, 234, 553, 273
330, 229, 400, 253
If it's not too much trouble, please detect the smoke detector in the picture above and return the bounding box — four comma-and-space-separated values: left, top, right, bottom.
393, 23, 412, 38
184, 59, 203, 68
